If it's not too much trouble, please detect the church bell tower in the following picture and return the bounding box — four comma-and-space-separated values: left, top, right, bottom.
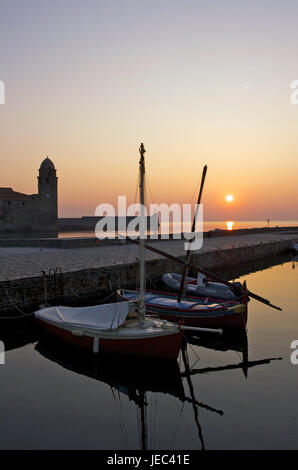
37, 156, 58, 227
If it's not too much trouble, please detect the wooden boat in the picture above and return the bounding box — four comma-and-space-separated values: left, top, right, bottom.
291, 240, 298, 253
35, 302, 184, 359
162, 272, 241, 300
118, 288, 248, 329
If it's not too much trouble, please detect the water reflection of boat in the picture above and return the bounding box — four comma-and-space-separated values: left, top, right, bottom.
35, 337, 224, 450
33, 329, 283, 450
186, 329, 248, 356
0, 318, 38, 352
186, 329, 249, 377
35, 336, 185, 399
184, 329, 282, 380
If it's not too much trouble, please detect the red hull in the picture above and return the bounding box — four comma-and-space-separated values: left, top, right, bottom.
151, 306, 248, 329
36, 319, 183, 360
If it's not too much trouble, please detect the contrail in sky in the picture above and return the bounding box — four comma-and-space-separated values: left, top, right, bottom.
241, 84, 253, 91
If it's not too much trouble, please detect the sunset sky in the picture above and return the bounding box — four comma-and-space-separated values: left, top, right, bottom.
0, 0, 298, 220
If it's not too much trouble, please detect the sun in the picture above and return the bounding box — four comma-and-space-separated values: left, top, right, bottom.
225, 194, 234, 202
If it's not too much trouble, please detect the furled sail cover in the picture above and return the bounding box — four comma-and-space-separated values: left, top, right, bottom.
35, 302, 130, 331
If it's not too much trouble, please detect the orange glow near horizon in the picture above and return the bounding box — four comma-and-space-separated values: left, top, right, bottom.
2, 148, 298, 221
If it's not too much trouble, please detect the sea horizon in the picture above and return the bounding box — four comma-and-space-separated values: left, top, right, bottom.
58, 219, 298, 238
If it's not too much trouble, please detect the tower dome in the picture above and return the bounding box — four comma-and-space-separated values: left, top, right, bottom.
40, 157, 55, 170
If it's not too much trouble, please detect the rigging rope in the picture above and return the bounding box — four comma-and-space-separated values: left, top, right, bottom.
145, 173, 155, 207
133, 172, 140, 205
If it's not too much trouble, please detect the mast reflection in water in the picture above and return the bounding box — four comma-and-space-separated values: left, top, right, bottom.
1, 257, 297, 449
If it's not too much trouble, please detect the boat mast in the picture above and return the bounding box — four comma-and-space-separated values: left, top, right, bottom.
138, 143, 146, 325
177, 165, 207, 302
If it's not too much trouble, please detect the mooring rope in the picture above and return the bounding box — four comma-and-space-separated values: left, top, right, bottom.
1, 288, 34, 319
62, 277, 82, 299
62, 275, 117, 304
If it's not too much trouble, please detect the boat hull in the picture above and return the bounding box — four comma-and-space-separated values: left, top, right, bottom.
162, 273, 238, 300
36, 318, 183, 360
147, 305, 247, 329
119, 290, 248, 329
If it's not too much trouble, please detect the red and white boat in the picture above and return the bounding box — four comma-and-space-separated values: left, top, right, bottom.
35, 301, 183, 360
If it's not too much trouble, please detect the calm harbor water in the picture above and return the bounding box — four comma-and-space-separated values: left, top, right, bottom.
0, 256, 297, 449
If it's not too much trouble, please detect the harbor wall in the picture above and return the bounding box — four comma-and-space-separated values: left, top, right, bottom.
58, 214, 159, 231
0, 225, 297, 248
0, 237, 291, 316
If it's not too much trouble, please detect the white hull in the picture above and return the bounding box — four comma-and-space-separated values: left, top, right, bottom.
162, 273, 237, 300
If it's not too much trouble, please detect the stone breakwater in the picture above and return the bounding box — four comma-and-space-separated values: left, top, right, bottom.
0, 232, 294, 315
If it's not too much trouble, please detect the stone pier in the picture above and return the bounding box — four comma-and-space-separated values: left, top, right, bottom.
0, 230, 295, 315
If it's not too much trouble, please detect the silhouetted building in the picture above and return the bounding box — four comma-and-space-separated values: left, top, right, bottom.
0, 157, 58, 232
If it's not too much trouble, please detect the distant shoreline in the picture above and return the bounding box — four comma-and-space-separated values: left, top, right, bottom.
0, 224, 297, 246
